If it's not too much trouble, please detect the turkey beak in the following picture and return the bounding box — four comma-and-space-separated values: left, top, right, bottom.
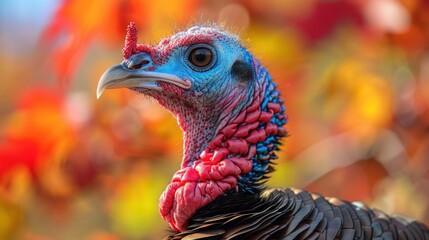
97, 63, 191, 99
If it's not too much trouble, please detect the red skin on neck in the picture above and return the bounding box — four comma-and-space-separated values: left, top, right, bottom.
159, 85, 285, 232
122, 23, 287, 232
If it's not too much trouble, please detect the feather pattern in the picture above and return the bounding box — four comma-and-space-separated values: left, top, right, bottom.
165, 188, 429, 239
97, 24, 429, 239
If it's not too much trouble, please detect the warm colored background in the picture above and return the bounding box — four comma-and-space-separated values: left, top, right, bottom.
0, 0, 428, 239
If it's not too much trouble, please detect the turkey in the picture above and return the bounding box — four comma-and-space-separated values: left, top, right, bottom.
97, 22, 429, 239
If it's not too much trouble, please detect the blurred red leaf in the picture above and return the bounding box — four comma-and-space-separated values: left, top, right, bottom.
292, 1, 364, 43
0, 87, 76, 180
0, 139, 39, 177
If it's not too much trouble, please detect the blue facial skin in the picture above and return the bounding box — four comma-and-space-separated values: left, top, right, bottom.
152, 31, 255, 111
128, 26, 287, 193
154, 27, 287, 193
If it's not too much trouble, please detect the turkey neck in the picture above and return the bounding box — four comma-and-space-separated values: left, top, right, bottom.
159, 63, 287, 232
178, 107, 220, 168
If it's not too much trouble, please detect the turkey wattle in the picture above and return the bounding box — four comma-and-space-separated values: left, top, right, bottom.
97, 22, 429, 239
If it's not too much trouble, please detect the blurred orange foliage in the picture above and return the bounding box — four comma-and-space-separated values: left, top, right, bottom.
42, 0, 199, 84
0, 0, 428, 239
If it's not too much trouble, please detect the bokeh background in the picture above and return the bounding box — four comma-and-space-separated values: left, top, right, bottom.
0, 0, 428, 239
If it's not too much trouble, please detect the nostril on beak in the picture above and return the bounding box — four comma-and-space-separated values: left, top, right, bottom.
129, 59, 150, 70
126, 52, 153, 70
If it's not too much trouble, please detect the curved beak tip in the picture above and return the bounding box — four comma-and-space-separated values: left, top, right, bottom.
96, 80, 107, 99
96, 88, 103, 99
96, 64, 121, 99
96, 78, 110, 99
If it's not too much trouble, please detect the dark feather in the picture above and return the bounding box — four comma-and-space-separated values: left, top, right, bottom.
164, 188, 429, 240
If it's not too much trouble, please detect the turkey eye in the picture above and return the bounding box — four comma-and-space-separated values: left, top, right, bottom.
189, 48, 212, 67
185, 44, 217, 72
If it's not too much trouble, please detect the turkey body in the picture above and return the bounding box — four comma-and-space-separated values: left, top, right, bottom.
166, 188, 429, 240
97, 23, 429, 240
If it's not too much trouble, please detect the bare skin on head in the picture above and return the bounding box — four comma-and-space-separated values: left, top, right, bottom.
98, 23, 286, 231
98, 23, 429, 239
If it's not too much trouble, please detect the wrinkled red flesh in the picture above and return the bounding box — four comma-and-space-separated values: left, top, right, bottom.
159, 91, 285, 232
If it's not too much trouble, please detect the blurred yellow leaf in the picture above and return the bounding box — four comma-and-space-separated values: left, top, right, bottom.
109, 164, 166, 238
0, 196, 22, 240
